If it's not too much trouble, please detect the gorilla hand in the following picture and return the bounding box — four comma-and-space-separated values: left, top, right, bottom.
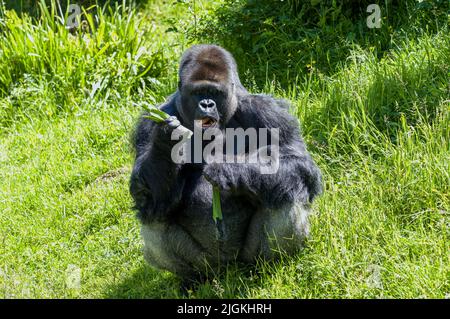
151, 115, 185, 154
164, 115, 181, 130
156, 115, 181, 140
203, 162, 239, 192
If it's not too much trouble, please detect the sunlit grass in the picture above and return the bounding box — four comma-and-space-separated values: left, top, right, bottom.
0, 0, 448, 298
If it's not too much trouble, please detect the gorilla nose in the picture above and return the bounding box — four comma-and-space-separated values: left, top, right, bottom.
199, 99, 216, 110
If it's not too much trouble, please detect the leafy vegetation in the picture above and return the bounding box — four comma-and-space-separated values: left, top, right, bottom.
0, 0, 448, 298
196, 0, 449, 87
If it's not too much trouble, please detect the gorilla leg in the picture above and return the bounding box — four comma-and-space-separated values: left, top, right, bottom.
141, 222, 212, 278
239, 204, 310, 263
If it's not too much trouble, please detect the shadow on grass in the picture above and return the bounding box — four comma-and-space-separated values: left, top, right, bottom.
195, 0, 448, 88
104, 264, 183, 299
104, 263, 258, 299
104, 256, 306, 298
103, 252, 293, 298
305, 41, 449, 149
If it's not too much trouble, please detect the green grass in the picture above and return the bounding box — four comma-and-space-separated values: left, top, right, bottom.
0, 0, 448, 298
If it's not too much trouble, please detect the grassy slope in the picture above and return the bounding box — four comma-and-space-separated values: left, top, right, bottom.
0, 0, 448, 298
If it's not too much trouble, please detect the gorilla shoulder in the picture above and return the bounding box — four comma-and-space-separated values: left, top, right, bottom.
235, 94, 301, 139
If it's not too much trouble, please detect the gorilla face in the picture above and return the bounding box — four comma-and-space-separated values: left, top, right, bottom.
180, 81, 229, 129
176, 45, 240, 130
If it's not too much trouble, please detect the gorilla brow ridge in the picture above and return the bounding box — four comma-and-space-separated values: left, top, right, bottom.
184, 81, 226, 95
190, 61, 229, 83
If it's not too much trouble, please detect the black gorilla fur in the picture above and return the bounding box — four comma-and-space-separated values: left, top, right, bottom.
130, 44, 322, 279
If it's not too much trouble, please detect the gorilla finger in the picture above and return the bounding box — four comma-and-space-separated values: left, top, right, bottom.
164, 116, 181, 129
204, 166, 233, 191
203, 170, 215, 185
203, 168, 220, 186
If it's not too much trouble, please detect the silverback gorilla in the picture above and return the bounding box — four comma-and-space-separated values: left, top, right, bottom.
130, 44, 322, 279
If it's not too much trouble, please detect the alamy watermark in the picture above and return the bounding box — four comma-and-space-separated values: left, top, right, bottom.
66, 4, 81, 29
56, 2, 81, 29
65, 264, 81, 289
170, 121, 280, 175
367, 4, 381, 29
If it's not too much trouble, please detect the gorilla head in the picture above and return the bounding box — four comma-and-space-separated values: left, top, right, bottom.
175, 45, 246, 131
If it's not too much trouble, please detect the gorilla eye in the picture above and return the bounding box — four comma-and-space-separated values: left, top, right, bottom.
193, 88, 222, 97
191, 88, 205, 95
208, 88, 224, 96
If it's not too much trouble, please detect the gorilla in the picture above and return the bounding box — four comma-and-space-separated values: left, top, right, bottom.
130, 44, 322, 280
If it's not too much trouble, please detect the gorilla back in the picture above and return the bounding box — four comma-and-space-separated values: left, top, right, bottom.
130, 44, 322, 279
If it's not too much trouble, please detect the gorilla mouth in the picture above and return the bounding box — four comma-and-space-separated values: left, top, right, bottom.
200, 117, 217, 128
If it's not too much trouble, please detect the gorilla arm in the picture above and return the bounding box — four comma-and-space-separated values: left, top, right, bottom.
130, 101, 185, 223
204, 142, 321, 209
203, 95, 322, 209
